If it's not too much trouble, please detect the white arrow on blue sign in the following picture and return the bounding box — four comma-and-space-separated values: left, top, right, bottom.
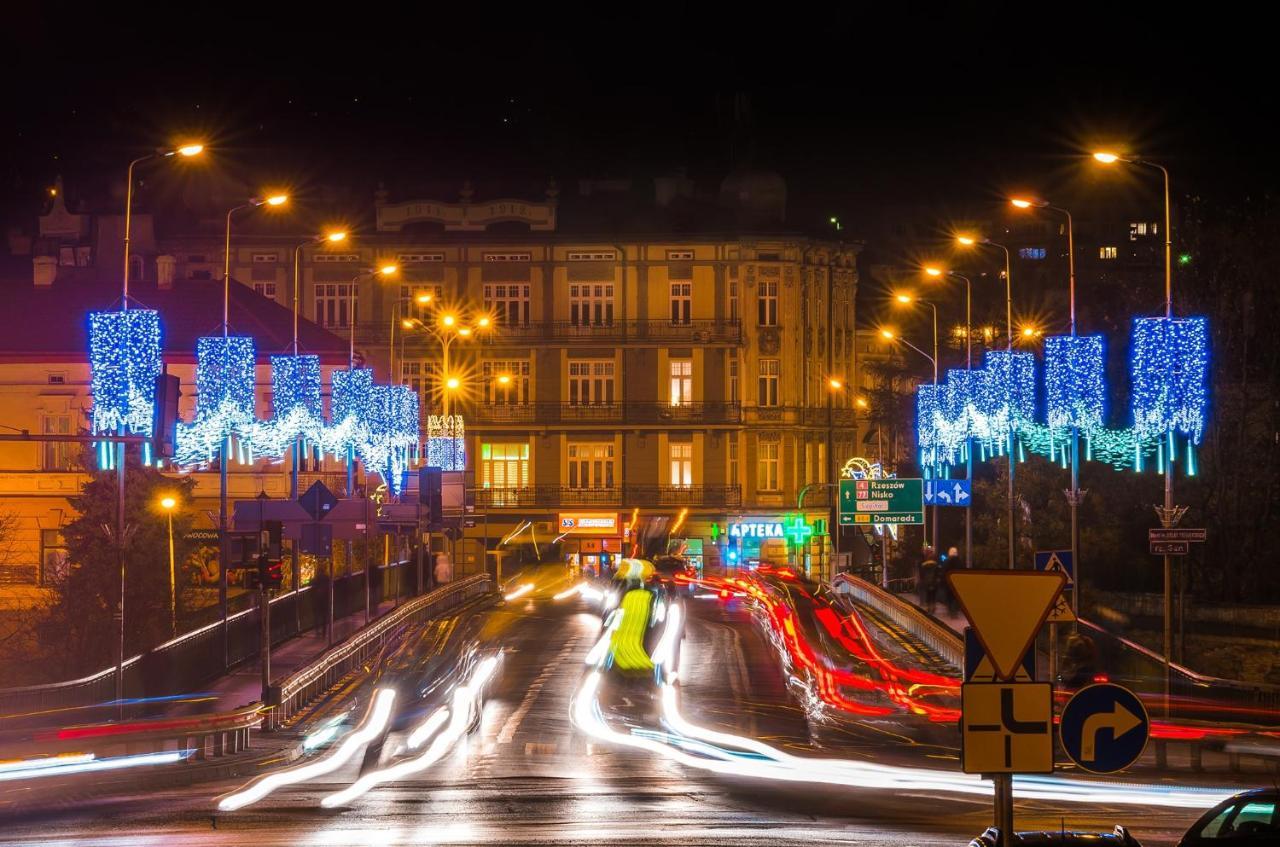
924, 479, 971, 507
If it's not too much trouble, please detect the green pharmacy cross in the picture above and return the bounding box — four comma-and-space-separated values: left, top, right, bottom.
783, 514, 815, 547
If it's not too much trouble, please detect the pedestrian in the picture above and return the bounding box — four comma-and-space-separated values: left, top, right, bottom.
919, 547, 939, 613
433, 551, 453, 585
1062, 632, 1098, 688
942, 546, 963, 615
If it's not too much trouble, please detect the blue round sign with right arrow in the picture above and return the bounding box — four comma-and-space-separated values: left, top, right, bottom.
1060, 682, 1150, 773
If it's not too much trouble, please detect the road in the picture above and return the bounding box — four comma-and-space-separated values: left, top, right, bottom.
0, 572, 1236, 845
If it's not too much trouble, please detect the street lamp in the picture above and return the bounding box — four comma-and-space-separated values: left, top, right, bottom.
955, 234, 1018, 569
123, 143, 204, 304
1011, 195, 1086, 629
223, 194, 289, 335
893, 295, 940, 556
160, 496, 178, 638
1094, 149, 1179, 714
348, 264, 398, 368
924, 265, 974, 570
292, 230, 348, 356
402, 310, 492, 417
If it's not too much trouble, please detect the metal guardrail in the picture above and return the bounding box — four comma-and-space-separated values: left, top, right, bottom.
267, 574, 495, 729
830, 573, 963, 669
0, 560, 422, 727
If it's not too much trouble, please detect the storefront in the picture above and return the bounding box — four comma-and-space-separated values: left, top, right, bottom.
558, 511, 622, 577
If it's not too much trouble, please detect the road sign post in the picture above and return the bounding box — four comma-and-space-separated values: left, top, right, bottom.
1060, 683, 1150, 773
948, 569, 1066, 837
838, 478, 924, 525
1035, 550, 1075, 685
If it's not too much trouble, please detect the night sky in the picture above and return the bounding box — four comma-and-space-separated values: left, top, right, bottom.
3, 8, 1273, 238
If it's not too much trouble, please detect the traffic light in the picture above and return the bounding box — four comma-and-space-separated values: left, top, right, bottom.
151, 373, 181, 459
264, 556, 284, 590
420, 466, 443, 526
256, 554, 271, 591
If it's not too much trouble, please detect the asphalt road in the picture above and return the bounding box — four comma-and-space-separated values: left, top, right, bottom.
0, 577, 1237, 846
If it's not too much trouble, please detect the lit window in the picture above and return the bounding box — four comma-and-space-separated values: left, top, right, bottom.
569, 283, 614, 327
568, 443, 615, 489
253, 282, 277, 300
1100, 246, 1118, 260
1129, 222, 1148, 239
1018, 247, 1046, 260
758, 358, 780, 407
480, 442, 530, 493
758, 439, 780, 491
757, 280, 779, 326
483, 360, 530, 404
42, 414, 74, 471
670, 360, 692, 406
669, 442, 692, 487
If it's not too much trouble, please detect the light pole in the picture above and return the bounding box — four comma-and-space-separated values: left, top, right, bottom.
892, 294, 940, 556
926, 265, 973, 569
826, 376, 854, 577
344, 264, 399, 498
1094, 150, 1179, 715
880, 327, 937, 557
956, 235, 1017, 568
218, 194, 288, 668
390, 291, 435, 385
1011, 197, 1083, 623
116, 142, 202, 713
402, 312, 493, 418
161, 496, 177, 638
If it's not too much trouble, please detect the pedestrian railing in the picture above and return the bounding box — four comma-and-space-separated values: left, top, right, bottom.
830, 573, 963, 669
266, 574, 495, 730
0, 560, 423, 728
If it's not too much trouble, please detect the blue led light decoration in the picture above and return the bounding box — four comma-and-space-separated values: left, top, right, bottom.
985, 350, 1036, 429
174, 336, 257, 464
1131, 317, 1209, 445
88, 310, 163, 436
269, 354, 323, 443
426, 414, 466, 472
361, 384, 421, 493
1045, 334, 1106, 435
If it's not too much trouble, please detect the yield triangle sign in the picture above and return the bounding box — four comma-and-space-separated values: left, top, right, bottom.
947, 570, 1066, 681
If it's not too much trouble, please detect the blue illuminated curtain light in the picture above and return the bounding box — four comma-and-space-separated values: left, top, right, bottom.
88, 310, 162, 436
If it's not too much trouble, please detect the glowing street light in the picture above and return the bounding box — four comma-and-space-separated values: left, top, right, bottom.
895, 293, 913, 304
880, 328, 896, 340
445, 376, 461, 391
497, 374, 513, 386
175, 144, 205, 158
264, 194, 288, 207
827, 377, 844, 391
416, 292, 433, 304
457, 327, 473, 338
159, 496, 178, 638
441, 314, 457, 327
1092, 151, 1122, 164
326, 231, 348, 243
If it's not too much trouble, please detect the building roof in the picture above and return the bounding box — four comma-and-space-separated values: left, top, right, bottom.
0, 262, 350, 364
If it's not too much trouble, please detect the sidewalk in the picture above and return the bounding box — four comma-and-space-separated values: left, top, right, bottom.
171, 597, 401, 715
900, 589, 967, 634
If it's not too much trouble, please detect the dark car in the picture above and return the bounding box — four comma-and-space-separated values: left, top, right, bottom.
1178, 788, 1278, 845
970, 826, 1141, 846
651, 555, 697, 595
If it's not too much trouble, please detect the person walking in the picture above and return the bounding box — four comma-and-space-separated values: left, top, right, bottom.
919, 547, 939, 614
942, 546, 963, 615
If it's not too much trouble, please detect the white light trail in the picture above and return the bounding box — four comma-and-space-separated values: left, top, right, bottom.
648, 602, 682, 675
0, 753, 94, 775
584, 610, 622, 668
554, 582, 605, 602
0, 751, 182, 782
572, 673, 1239, 811
503, 583, 534, 602
406, 707, 450, 751
322, 655, 500, 807
217, 687, 396, 812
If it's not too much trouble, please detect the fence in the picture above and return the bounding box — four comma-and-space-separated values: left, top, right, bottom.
0, 559, 424, 727
830, 573, 963, 669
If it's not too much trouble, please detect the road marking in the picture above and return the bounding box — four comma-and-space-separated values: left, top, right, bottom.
497, 637, 578, 744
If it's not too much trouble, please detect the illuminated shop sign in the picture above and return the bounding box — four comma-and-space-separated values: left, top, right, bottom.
728, 521, 784, 539
558, 512, 620, 535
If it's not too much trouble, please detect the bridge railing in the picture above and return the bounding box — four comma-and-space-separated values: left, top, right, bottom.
830, 573, 963, 669
0, 560, 423, 728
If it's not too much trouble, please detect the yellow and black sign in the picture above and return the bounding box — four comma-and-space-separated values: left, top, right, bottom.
961, 682, 1054, 774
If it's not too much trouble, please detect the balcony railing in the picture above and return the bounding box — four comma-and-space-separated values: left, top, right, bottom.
464, 402, 741, 425
472, 485, 742, 510
378, 319, 742, 346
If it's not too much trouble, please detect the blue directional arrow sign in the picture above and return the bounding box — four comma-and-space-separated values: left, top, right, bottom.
1060, 683, 1150, 773
924, 479, 972, 508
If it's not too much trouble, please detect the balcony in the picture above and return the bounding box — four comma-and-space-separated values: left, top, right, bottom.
380, 319, 742, 346
464, 402, 741, 426
472, 484, 741, 510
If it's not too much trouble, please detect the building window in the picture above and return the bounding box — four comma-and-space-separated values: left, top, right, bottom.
251, 252, 279, 263
569, 283, 614, 326
729, 280, 740, 321
400, 361, 437, 412
397, 252, 444, 264
568, 443, 615, 489
669, 442, 693, 487
758, 439, 780, 492
669, 359, 692, 406
728, 357, 739, 404
484, 283, 531, 327
758, 358, 780, 407
567, 250, 617, 261
1129, 222, 1148, 239
399, 284, 442, 322
253, 282, 277, 300
1018, 247, 1046, 260
568, 360, 615, 405
1100, 246, 1118, 260
481, 443, 529, 492
728, 435, 739, 487
483, 360, 530, 404
40, 529, 68, 586
757, 280, 778, 326
314, 282, 356, 328
313, 253, 360, 263
670, 282, 691, 325
42, 414, 74, 470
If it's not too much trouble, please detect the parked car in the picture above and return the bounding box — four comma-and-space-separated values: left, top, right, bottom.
969, 826, 1141, 846
1177, 788, 1278, 845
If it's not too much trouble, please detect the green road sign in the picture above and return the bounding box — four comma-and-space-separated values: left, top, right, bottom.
839, 478, 924, 525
